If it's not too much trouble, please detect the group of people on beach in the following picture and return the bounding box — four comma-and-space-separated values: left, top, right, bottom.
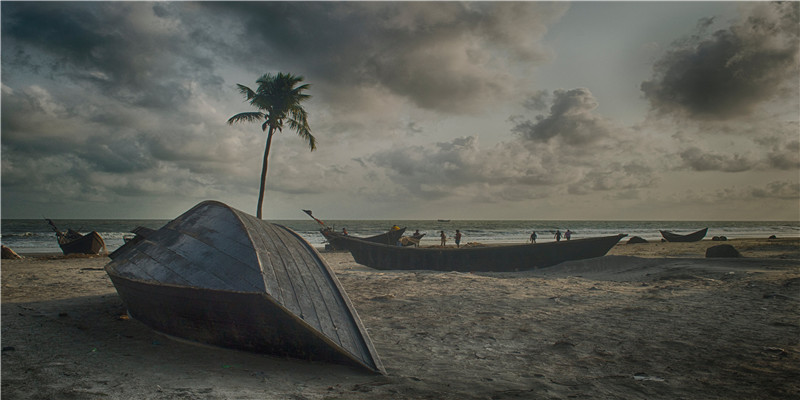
337, 226, 574, 248
437, 228, 572, 247
530, 229, 572, 243
439, 230, 463, 247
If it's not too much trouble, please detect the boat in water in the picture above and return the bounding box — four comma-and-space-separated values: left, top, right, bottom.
328, 233, 627, 272
659, 228, 708, 243
105, 201, 384, 373
46, 219, 107, 255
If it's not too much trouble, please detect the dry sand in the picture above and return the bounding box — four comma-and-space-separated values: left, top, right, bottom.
2, 238, 798, 399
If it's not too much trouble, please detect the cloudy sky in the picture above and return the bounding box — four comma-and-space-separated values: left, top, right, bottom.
2, 1, 798, 221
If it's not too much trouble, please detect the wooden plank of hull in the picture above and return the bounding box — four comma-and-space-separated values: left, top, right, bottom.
59, 231, 106, 255
659, 228, 708, 243
336, 234, 627, 272
105, 200, 383, 373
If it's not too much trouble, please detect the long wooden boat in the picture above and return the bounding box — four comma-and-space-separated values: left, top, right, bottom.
321, 226, 407, 250
105, 201, 384, 373
659, 228, 708, 243
330, 234, 627, 272
46, 219, 107, 255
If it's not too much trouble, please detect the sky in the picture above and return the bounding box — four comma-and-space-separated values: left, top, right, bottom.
1, 1, 798, 221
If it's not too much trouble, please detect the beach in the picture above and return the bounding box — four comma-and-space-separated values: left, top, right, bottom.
2, 238, 798, 399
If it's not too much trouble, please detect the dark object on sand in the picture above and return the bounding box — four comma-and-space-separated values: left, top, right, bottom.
705, 244, 742, 258
105, 201, 384, 374
627, 236, 648, 244
328, 233, 627, 272
769, 235, 778, 240
659, 228, 708, 243
45, 219, 107, 255
712, 236, 728, 241
1, 245, 22, 259
321, 226, 407, 250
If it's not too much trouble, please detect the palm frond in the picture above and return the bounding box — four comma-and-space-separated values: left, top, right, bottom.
227, 112, 264, 125
286, 117, 315, 151
236, 84, 256, 101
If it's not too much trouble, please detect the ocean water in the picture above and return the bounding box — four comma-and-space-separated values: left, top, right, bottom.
2, 218, 798, 254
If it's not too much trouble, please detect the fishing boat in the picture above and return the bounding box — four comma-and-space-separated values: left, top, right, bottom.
46, 219, 107, 255
659, 228, 708, 243
321, 226, 407, 250
301, 209, 407, 250
329, 233, 627, 272
105, 201, 384, 373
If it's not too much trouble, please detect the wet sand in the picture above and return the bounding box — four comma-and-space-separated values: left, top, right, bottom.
2, 238, 798, 399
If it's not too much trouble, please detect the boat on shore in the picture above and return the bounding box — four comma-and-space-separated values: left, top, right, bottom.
46, 219, 107, 255
660, 228, 708, 243
320, 226, 407, 250
105, 201, 384, 373
328, 234, 627, 272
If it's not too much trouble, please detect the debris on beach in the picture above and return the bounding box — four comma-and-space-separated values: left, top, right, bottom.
2, 245, 23, 259
705, 244, 742, 258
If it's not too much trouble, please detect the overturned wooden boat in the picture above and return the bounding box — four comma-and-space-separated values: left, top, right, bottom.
330, 234, 627, 272
105, 201, 384, 373
321, 226, 407, 250
659, 228, 708, 243
46, 219, 107, 255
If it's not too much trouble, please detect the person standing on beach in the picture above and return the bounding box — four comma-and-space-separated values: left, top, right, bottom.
554, 230, 562, 242
530, 231, 537, 243
440, 230, 447, 247
411, 229, 423, 247
455, 230, 462, 248
565, 229, 572, 240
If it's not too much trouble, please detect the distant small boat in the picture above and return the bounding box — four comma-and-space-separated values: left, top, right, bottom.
320, 226, 407, 250
330, 234, 627, 272
106, 201, 384, 373
45, 219, 106, 255
437, 219, 451, 222
659, 228, 708, 243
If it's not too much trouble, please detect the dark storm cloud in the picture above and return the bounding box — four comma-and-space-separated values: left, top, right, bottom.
2, 2, 225, 108
199, 1, 567, 113
641, 2, 800, 120
512, 88, 617, 147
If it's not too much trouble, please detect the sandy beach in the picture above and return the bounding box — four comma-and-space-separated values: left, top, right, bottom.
2, 238, 798, 399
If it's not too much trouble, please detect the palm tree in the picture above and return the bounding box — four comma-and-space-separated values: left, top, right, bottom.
227, 73, 315, 219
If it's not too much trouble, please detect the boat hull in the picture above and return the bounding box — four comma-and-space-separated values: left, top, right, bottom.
335, 234, 627, 272
659, 228, 708, 242
106, 272, 372, 368
59, 231, 106, 255
105, 200, 383, 373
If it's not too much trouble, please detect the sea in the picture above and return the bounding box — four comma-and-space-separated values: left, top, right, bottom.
2, 218, 798, 255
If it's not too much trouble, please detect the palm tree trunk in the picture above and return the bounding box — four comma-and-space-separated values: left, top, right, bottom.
256, 127, 275, 219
